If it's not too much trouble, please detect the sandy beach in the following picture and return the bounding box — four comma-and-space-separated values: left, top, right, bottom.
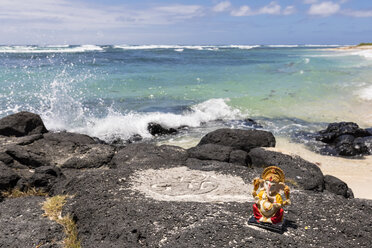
271, 137, 372, 200
328, 45, 372, 50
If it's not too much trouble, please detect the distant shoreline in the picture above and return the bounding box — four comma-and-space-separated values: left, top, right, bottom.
328, 44, 372, 50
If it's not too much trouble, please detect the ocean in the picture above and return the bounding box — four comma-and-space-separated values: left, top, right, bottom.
1, 44, 372, 145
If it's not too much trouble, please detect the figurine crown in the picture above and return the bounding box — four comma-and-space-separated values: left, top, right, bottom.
262, 166, 285, 183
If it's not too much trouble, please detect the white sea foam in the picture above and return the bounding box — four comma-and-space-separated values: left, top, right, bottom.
114, 45, 209, 50
351, 50, 372, 60
302, 44, 342, 47
114, 45, 259, 50
267, 45, 299, 48
221, 45, 260, 49
46, 45, 70, 48
0, 45, 103, 53
355, 85, 372, 101
47, 98, 244, 141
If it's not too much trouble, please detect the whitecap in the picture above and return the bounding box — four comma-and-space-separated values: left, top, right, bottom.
0, 45, 103, 53
267, 45, 299, 48
56, 98, 244, 141
355, 85, 372, 101
221, 45, 260, 49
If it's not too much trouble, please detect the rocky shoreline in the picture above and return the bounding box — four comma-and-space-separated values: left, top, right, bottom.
1, 112, 371, 247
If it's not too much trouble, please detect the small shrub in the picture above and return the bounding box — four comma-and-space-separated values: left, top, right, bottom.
357, 43, 372, 46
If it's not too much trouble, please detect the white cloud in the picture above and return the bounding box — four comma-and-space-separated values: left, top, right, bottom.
230, 6, 252, 16
283, 6, 296, 15
230, 2, 295, 17
258, 2, 281, 15
303, 0, 318, 4
154, 5, 204, 20
342, 9, 372, 17
308, 1, 340, 16
212, 1, 231, 12
0, 0, 204, 31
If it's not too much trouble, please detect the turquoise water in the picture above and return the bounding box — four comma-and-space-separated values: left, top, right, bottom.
1, 45, 372, 142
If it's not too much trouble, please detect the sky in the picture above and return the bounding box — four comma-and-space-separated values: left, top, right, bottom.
0, 0, 371, 45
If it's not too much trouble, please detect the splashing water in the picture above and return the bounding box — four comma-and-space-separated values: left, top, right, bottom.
1, 45, 372, 143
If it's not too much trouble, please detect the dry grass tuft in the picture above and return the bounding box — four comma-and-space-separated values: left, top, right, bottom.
285, 178, 299, 187
42, 195, 81, 248
1, 187, 47, 198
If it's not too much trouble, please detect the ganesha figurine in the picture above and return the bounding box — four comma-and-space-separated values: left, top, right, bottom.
248, 166, 291, 232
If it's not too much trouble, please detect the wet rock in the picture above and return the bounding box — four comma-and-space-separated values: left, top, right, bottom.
128, 134, 143, 143
0, 111, 48, 137
315, 122, 372, 157
335, 135, 356, 156
353, 136, 372, 154
244, 118, 264, 128
187, 144, 233, 162
366, 128, 372, 136
317, 122, 370, 143
248, 148, 324, 191
0, 162, 20, 190
198, 128, 275, 152
147, 122, 177, 136
324, 175, 354, 199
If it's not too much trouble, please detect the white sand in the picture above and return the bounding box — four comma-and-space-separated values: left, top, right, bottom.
130, 167, 254, 203
271, 137, 372, 200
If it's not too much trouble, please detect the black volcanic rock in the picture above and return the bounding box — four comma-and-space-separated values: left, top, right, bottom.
335, 134, 356, 156
248, 148, 324, 191
354, 136, 372, 154
316, 122, 370, 143
0, 162, 20, 191
198, 128, 275, 152
147, 122, 177, 136
0, 111, 48, 137
61, 144, 115, 169
17, 166, 65, 192
112, 143, 188, 169
315, 122, 372, 157
187, 144, 250, 167
324, 175, 354, 199
5, 145, 50, 168
0, 196, 63, 247
0, 132, 116, 170
229, 149, 251, 166
51, 158, 372, 248
187, 144, 233, 162
1, 112, 371, 247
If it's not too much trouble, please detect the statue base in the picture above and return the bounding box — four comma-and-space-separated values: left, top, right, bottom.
248, 215, 285, 234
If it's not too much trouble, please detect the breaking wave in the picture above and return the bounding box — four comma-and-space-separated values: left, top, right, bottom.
355, 85, 372, 101
43, 98, 244, 141
0, 45, 103, 53
113, 45, 260, 51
